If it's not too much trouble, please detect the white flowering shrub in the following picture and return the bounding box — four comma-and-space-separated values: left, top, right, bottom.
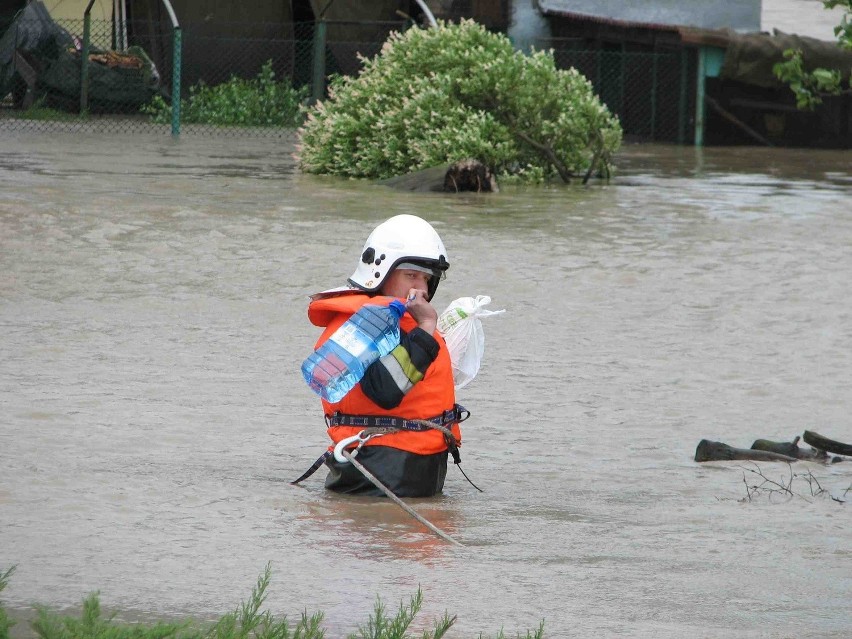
297, 20, 622, 182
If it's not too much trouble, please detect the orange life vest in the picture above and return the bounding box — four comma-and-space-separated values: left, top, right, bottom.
308, 292, 460, 455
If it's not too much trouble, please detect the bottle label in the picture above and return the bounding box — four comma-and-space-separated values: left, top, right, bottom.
329, 323, 369, 358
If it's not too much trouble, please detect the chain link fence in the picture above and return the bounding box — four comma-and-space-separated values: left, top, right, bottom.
1, 13, 695, 143
545, 40, 697, 145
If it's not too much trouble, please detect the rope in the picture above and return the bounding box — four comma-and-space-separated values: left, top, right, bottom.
408, 420, 484, 492
409, 419, 456, 439
340, 450, 464, 547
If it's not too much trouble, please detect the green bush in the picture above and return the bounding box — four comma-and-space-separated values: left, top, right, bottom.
297, 19, 622, 182
143, 60, 308, 127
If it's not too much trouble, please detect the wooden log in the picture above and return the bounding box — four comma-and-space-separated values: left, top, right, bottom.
705, 95, 774, 147
750, 436, 828, 461
694, 439, 798, 463
378, 160, 498, 193
802, 431, 852, 457
378, 165, 449, 192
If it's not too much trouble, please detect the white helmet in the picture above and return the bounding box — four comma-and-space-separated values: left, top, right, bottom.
348, 214, 449, 300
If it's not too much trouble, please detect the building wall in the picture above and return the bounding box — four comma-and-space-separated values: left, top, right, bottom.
43, 0, 113, 22
762, 0, 847, 42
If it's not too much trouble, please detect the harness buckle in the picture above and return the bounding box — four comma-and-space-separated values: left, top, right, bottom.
441, 404, 470, 426
325, 411, 341, 428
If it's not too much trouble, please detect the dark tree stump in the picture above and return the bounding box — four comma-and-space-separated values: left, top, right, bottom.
694, 439, 798, 463
443, 159, 499, 193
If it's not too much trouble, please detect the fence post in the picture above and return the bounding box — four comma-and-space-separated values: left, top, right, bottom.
171, 26, 182, 136
619, 46, 626, 118
80, 0, 97, 114
678, 49, 688, 144
311, 19, 327, 103
157, 0, 182, 136
694, 47, 706, 146
650, 53, 658, 140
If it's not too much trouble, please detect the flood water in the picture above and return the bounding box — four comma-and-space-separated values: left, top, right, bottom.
1, 130, 851, 638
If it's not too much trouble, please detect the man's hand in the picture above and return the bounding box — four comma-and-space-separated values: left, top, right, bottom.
405, 288, 437, 335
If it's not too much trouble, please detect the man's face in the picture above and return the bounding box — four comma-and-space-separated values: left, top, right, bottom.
380, 268, 431, 299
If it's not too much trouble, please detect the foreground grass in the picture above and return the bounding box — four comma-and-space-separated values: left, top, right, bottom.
0, 565, 544, 639
0, 568, 13, 639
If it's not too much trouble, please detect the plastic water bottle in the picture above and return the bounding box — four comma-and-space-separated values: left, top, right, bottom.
302, 300, 406, 402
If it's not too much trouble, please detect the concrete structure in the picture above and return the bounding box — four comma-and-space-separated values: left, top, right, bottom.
762, 0, 847, 42
43, 0, 113, 22
536, 0, 760, 33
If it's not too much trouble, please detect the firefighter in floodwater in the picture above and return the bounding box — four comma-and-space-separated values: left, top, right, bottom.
300, 214, 466, 497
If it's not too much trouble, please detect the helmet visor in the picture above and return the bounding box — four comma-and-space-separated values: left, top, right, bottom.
396, 261, 446, 280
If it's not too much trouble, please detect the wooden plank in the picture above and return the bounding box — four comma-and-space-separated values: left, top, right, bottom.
13, 50, 38, 109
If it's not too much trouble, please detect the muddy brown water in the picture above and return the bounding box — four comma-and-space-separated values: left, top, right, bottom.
1, 131, 851, 638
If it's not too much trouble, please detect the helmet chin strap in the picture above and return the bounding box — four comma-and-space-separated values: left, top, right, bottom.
427, 277, 439, 301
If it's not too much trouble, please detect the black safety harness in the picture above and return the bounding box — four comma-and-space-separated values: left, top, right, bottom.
290, 404, 481, 491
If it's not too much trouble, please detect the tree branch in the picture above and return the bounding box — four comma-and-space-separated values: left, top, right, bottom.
514, 130, 573, 183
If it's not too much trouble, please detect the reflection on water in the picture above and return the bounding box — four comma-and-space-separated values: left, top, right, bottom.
298, 493, 468, 561
1, 132, 851, 638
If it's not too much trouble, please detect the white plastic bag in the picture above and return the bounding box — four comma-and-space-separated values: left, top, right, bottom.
437, 295, 505, 390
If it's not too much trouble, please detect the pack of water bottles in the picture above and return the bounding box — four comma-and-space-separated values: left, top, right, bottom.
301, 300, 406, 402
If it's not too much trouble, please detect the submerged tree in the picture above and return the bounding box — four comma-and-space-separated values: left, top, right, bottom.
297, 20, 622, 183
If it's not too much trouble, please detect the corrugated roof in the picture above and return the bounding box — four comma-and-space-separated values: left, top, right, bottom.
536, 1, 761, 33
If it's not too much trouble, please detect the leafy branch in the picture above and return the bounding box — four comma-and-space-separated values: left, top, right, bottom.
772, 0, 852, 109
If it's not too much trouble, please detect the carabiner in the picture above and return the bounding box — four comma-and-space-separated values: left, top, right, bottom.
333, 431, 372, 463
